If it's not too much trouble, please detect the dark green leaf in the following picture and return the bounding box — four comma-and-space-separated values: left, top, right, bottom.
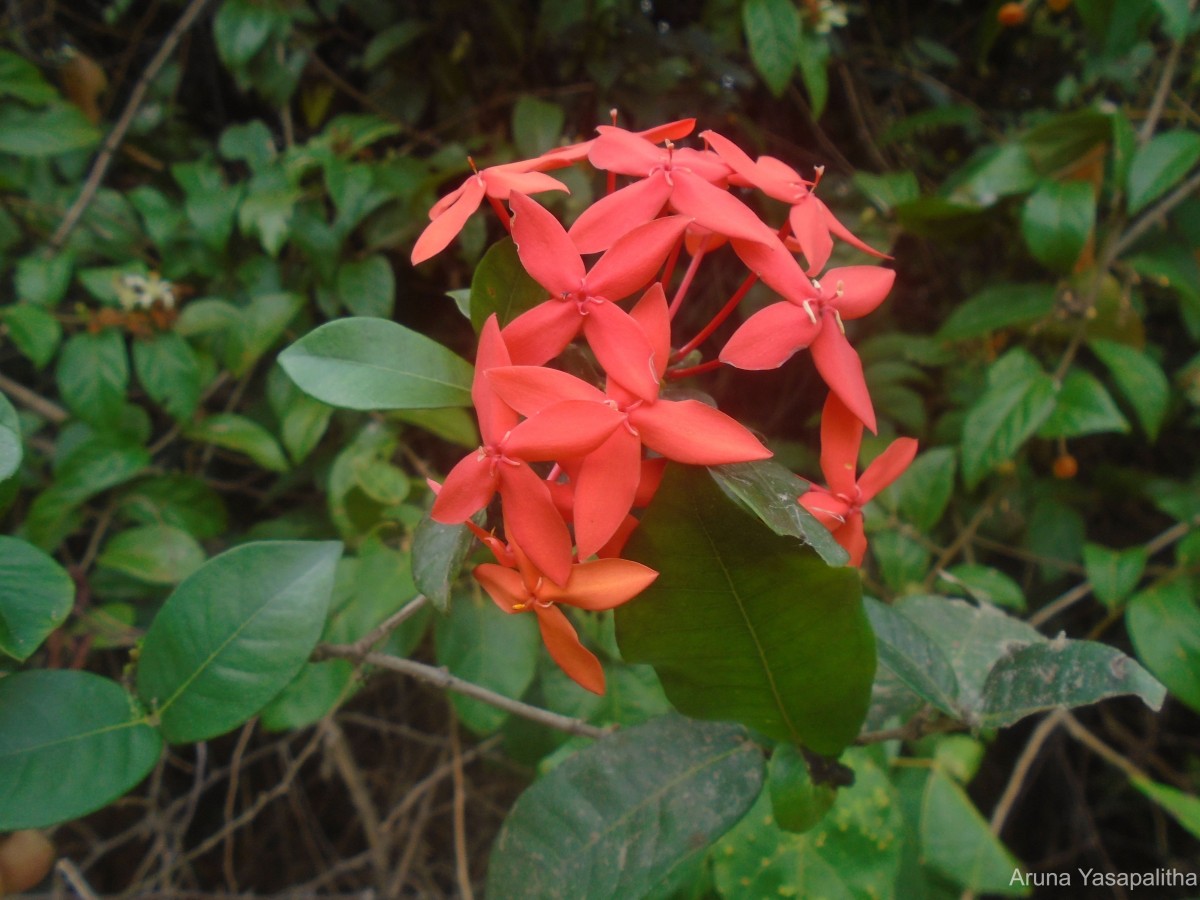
226, 291, 303, 376
1132, 776, 1200, 840
512, 95, 565, 158
137, 541, 342, 743
212, 0, 282, 66
338, 254, 396, 319
14, 253, 73, 306
767, 743, 836, 833
117, 475, 227, 539
936, 284, 1057, 341
97, 524, 206, 585
411, 512, 479, 613
1020, 180, 1095, 273
488, 715, 764, 899
54, 437, 150, 504
742, 0, 800, 97
1083, 543, 1147, 608
0, 536, 74, 660
960, 349, 1058, 488
133, 332, 202, 421
57, 330, 129, 426
0, 670, 162, 830
710, 460, 848, 565
1037, 368, 1129, 438
267, 365, 333, 465
1126, 579, 1200, 713
0, 393, 19, 482
1020, 109, 1112, 175
469, 238, 547, 333
0, 103, 100, 156
1089, 338, 1169, 440
796, 22, 830, 118
618, 466, 874, 755
363, 20, 428, 69
872, 531, 931, 593
853, 171, 920, 214
186, 413, 289, 473
864, 597, 960, 717
0, 49, 59, 105
937, 563, 1026, 610
1127, 131, 1200, 215
946, 143, 1039, 207
2, 304, 62, 368
1152, 0, 1191, 38
218, 120, 276, 170
893, 447, 956, 531
279, 318, 473, 410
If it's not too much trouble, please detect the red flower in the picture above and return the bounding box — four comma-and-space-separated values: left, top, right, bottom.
475, 541, 659, 694
702, 129, 888, 274
799, 393, 918, 566
720, 260, 895, 432
503, 192, 690, 401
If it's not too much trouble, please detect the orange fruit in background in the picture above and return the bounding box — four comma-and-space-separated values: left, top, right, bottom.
1053, 453, 1079, 479
998, 2, 1027, 26
0, 830, 56, 895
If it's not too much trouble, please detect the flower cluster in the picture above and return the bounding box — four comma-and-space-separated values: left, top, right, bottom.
415, 117, 914, 693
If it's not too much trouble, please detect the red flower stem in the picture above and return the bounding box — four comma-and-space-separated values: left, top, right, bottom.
659, 232, 686, 293
668, 234, 711, 320
488, 196, 512, 233
670, 220, 792, 362
665, 358, 722, 380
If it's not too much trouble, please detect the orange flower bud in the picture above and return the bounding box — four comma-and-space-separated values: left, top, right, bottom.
998, 2, 1027, 26
1053, 453, 1079, 479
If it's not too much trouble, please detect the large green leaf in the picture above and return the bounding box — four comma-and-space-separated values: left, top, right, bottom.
133, 333, 202, 421
864, 597, 960, 717
279, 318, 473, 410
487, 715, 764, 899
1089, 338, 1169, 440
469, 237, 547, 333
435, 589, 540, 734
1127, 131, 1200, 215
0, 670, 162, 829
0, 536, 74, 660
0, 103, 100, 156
1020, 180, 1095, 273
618, 465, 874, 755
1126, 579, 1200, 713
1036, 368, 1129, 438
960, 349, 1058, 488
186, 413, 289, 473
56, 330, 129, 426
710, 460, 848, 566
136, 541, 342, 743
0, 392, 20, 481
712, 747, 903, 899
97, 524, 207, 585
742, 0, 800, 97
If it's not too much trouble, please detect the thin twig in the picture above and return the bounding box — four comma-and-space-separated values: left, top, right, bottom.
1112, 167, 1200, 258
1138, 0, 1197, 146
48, 0, 216, 252
314, 647, 607, 739
0, 371, 69, 423
989, 709, 1066, 834
221, 721, 256, 893
449, 708, 475, 900
56, 857, 102, 900
320, 718, 389, 895
344, 594, 429, 657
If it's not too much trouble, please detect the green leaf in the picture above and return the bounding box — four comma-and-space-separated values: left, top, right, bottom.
0, 103, 100, 156
267, 364, 333, 464
1083, 543, 1147, 608
1127, 131, 1200, 215
1020, 109, 1112, 175
137, 541, 342, 743
618, 465, 874, 755
238, 177, 300, 257
362, 20, 428, 69
512, 95, 565, 158
118, 475, 228, 539
133, 332, 202, 421
872, 531, 931, 594
389, 407, 479, 448
2, 304, 62, 368
1037, 368, 1129, 438
411, 512, 479, 613
57, 330, 130, 426
15, 253, 74, 306
960, 349, 1058, 488
1089, 338, 1169, 440
0, 393, 20, 481
1126, 579, 1200, 713
853, 171, 921, 214
710, 460, 848, 566
97, 524, 206, 585
767, 743, 837, 833
0, 536, 74, 660
54, 436, 150, 504
1132, 776, 1200, 840
225, 291, 303, 376
1020, 180, 1095, 273
488, 715, 765, 899
937, 563, 1026, 610
280, 318, 473, 410
173, 160, 243, 252
978, 639, 1164, 728
936, 284, 1057, 341
338, 255, 396, 320
212, 0, 283, 66
187, 413, 289, 473
796, 21, 831, 118
0, 670, 162, 830
713, 748, 903, 899
743, 0, 800, 97
0, 49, 59, 105
893, 447, 956, 531
1152, 0, 1192, 39
218, 120, 276, 171
469, 238, 547, 333
435, 590, 540, 734
946, 143, 1039, 207
921, 769, 1028, 895
864, 597, 960, 717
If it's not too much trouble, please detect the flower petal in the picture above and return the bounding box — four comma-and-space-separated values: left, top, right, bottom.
589, 127, 664, 176
628, 284, 671, 381
501, 298, 582, 365
568, 175, 673, 254
484, 169, 569, 199
633, 399, 771, 465
571, 427, 642, 561
487, 365, 606, 417
825, 266, 895, 320
799, 489, 852, 532
510, 192, 585, 294
819, 391, 863, 496
719, 301, 820, 370
821, 199, 890, 260
835, 513, 868, 567
669, 171, 774, 245
582, 300, 660, 402
498, 462, 574, 587
473, 564, 528, 613
731, 235, 819, 304
587, 215, 690, 302
534, 604, 605, 695
858, 437, 919, 503
547, 557, 659, 610
411, 177, 487, 264
639, 118, 697, 143
431, 452, 497, 523
810, 319, 876, 433
503, 400, 623, 460
474, 316, 518, 444
700, 129, 761, 184
789, 199, 834, 275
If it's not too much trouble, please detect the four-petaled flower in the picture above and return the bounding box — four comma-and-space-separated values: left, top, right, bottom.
799, 392, 918, 566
